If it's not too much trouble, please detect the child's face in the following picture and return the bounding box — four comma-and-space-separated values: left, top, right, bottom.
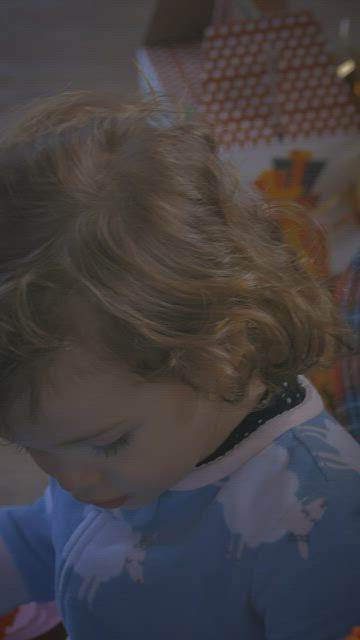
8, 347, 265, 510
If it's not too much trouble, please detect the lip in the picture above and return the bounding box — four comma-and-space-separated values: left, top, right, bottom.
90, 495, 130, 509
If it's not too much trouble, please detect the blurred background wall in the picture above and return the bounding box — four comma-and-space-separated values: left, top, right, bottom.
0, 0, 157, 125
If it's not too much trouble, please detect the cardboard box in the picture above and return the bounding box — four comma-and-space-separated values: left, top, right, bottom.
137, 5, 360, 275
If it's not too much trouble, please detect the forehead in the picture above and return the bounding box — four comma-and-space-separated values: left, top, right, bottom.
9, 346, 193, 439
9, 347, 144, 434
45, 344, 145, 401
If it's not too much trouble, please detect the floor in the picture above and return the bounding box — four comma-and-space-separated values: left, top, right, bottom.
0, 0, 359, 506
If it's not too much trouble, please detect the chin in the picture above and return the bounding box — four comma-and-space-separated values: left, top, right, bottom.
121, 497, 145, 510
123, 494, 157, 510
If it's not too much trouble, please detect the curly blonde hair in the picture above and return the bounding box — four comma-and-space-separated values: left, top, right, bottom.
0, 90, 353, 435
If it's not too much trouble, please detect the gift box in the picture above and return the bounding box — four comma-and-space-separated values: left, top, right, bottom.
137, 6, 360, 276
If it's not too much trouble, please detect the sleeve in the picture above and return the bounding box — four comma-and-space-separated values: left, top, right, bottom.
251, 479, 360, 640
0, 483, 56, 616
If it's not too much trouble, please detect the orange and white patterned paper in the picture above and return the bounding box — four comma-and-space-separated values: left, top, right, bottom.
199, 10, 360, 149
136, 9, 360, 274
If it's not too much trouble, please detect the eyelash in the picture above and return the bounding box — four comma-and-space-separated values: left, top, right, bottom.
14, 444, 26, 453
3, 434, 133, 458
92, 432, 133, 458
0, 440, 26, 455
13, 443, 26, 454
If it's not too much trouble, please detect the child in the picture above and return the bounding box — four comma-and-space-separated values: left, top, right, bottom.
0, 90, 360, 640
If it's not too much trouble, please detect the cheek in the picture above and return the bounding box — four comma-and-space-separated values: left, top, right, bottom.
105, 448, 163, 488
105, 426, 196, 489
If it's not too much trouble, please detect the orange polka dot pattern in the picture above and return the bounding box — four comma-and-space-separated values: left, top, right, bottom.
200, 10, 360, 148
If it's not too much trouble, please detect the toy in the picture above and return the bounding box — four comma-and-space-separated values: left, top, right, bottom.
0, 602, 66, 640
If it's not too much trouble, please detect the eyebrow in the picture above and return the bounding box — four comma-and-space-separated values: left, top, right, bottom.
58, 420, 132, 447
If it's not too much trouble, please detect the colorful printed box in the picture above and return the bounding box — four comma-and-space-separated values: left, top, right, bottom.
137, 9, 360, 275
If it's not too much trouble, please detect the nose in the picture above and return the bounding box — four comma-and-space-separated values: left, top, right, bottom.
53, 467, 103, 497
28, 448, 103, 495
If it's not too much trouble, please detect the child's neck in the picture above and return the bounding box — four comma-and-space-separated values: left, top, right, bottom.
198, 378, 268, 465
196, 377, 305, 467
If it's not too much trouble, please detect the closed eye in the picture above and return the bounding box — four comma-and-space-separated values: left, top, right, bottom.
0, 426, 138, 457
0, 441, 26, 455
92, 432, 133, 458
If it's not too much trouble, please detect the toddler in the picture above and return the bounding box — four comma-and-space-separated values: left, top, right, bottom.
0, 90, 360, 640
